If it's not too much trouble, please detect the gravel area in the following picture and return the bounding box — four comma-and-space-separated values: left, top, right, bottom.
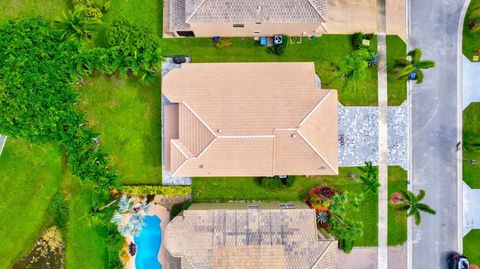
338, 102, 407, 169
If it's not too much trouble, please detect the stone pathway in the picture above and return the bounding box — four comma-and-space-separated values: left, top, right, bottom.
161, 58, 192, 186
338, 103, 407, 169
462, 55, 480, 110
463, 182, 480, 236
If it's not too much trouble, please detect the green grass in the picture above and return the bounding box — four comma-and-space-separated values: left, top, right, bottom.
78, 74, 163, 185
0, 138, 63, 268
94, 0, 162, 46
388, 166, 408, 246
464, 229, 480, 265
63, 178, 111, 269
387, 35, 407, 106
192, 167, 378, 246
463, 0, 480, 61
463, 103, 480, 188
159, 35, 379, 106
0, 0, 68, 22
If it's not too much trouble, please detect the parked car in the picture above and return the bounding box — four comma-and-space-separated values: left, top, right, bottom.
448, 252, 469, 269
173, 56, 186, 64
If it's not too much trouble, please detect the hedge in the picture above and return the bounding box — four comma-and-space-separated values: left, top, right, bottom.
121, 185, 191, 196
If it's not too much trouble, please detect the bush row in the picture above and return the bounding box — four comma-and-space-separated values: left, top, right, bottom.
122, 185, 192, 196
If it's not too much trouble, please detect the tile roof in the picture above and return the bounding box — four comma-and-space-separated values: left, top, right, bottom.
169, 0, 328, 31
186, 0, 328, 23
164, 208, 337, 269
162, 62, 338, 177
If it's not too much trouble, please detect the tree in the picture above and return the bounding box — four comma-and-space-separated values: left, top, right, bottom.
330, 218, 363, 253
337, 48, 373, 91
54, 7, 99, 41
393, 48, 435, 84
111, 195, 151, 237
358, 161, 380, 194
395, 189, 436, 225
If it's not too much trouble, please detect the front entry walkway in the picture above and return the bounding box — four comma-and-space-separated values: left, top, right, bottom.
463, 182, 480, 236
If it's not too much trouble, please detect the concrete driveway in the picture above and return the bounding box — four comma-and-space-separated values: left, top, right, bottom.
409, 0, 467, 268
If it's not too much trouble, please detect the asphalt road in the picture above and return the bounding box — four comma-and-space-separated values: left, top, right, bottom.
409, 0, 467, 268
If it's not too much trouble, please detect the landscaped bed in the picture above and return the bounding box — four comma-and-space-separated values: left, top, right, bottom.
463, 102, 480, 188
463, 0, 480, 61
388, 166, 408, 246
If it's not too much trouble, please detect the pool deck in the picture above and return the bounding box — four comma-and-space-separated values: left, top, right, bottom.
125, 202, 172, 269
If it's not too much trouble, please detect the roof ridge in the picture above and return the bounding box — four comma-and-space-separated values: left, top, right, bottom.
185, 0, 208, 23
298, 90, 332, 127
296, 130, 338, 174
310, 240, 337, 268
305, 0, 327, 22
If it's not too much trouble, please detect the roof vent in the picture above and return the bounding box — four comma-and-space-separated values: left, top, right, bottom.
291, 134, 296, 138
199, 164, 204, 168
217, 129, 222, 133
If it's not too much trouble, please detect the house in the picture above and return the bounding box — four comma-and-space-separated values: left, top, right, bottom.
164, 203, 338, 269
162, 62, 338, 177
168, 0, 328, 37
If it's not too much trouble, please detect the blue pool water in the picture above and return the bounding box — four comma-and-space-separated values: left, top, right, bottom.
134, 215, 162, 269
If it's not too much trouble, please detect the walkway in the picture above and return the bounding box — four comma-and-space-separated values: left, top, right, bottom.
463, 182, 480, 236
462, 55, 480, 109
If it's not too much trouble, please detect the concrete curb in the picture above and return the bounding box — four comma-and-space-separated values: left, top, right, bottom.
457, 0, 471, 252
0, 136, 6, 156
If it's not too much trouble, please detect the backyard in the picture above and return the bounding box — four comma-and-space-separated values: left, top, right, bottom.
463, 0, 480, 60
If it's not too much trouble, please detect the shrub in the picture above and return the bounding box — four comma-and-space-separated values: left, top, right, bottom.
72, 0, 110, 21
170, 200, 192, 219
260, 177, 282, 188
122, 185, 192, 197
48, 192, 69, 230
352, 32, 365, 50
106, 19, 164, 83
105, 223, 124, 269
285, 176, 295, 187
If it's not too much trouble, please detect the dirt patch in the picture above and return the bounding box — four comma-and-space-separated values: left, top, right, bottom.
12, 226, 64, 269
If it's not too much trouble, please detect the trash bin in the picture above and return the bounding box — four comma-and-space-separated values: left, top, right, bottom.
260, 37, 267, 46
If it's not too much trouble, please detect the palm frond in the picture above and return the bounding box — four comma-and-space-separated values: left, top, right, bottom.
416, 189, 426, 202
415, 70, 424, 84
414, 211, 421, 225
417, 203, 437, 215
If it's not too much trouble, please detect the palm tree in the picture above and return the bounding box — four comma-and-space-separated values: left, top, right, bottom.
395, 189, 436, 225
358, 161, 380, 194
111, 195, 150, 237
54, 7, 99, 41
393, 48, 435, 84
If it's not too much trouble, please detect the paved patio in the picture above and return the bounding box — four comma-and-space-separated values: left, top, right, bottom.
338, 102, 408, 169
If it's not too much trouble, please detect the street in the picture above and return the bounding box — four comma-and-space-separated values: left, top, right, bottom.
409, 0, 467, 268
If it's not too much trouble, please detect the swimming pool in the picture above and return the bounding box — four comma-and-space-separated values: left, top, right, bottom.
134, 215, 162, 269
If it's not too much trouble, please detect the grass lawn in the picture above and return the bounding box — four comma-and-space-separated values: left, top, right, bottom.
0, 138, 63, 268
463, 0, 480, 60
388, 166, 408, 246
78, 74, 163, 185
63, 176, 111, 269
0, 0, 67, 21
159, 35, 379, 106
387, 35, 407, 106
464, 229, 480, 265
192, 167, 378, 246
94, 0, 162, 46
463, 103, 480, 188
